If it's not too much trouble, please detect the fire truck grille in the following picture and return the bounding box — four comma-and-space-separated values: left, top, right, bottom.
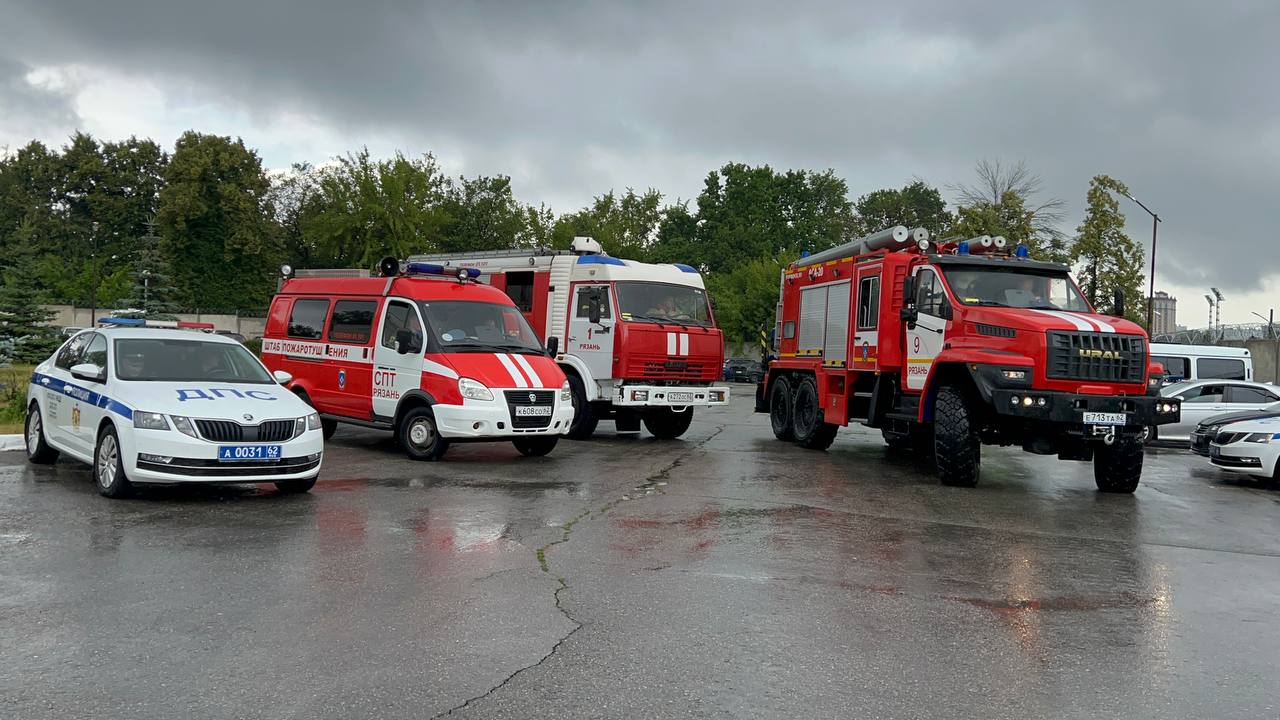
628, 359, 713, 381
195, 419, 297, 442
504, 390, 556, 429
1046, 331, 1145, 384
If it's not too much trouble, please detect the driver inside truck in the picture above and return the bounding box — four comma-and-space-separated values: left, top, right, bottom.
1008, 275, 1049, 307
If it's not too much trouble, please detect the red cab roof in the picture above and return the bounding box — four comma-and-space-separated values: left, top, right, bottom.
278, 276, 517, 304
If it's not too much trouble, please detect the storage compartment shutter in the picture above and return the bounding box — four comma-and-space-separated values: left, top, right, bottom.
823, 280, 850, 361
798, 285, 828, 353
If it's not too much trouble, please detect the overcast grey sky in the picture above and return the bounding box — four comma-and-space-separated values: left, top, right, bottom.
2, 0, 1277, 325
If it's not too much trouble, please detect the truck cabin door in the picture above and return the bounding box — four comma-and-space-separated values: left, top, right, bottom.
568, 284, 615, 384
853, 265, 881, 369
904, 267, 950, 391
371, 299, 427, 421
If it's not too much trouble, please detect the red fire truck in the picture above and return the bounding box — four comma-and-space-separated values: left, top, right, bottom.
756, 226, 1181, 492
408, 237, 728, 439
261, 261, 575, 460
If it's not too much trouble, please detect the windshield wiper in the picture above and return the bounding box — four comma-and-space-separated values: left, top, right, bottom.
442, 341, 541, 354
967, 300, 1009, 307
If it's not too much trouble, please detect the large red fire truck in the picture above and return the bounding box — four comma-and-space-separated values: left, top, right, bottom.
408, 237, 728, 439
756, 226, 1181, 492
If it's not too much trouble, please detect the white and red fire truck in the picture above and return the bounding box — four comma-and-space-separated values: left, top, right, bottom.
757, 226, 1181, 492
261, 262, 575, 460
408, 237, 729, 439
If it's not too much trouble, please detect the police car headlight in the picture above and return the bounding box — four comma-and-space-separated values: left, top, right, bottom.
1244, 433, 1277, 444
458, 377, 493, 401
560, 381, 572, 402
133, 412, 170, 431
170, 415, 199, 439
305, 412, 321, 431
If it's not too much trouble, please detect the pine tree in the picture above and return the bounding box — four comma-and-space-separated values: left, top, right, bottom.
1069, 175, 1146, 325
0, 219, 60, 363
119, 222, 180, 319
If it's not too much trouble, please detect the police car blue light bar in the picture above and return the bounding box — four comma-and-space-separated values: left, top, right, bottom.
404, 262, 481, 279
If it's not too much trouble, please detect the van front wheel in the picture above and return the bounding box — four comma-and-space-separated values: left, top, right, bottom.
398, 407, 449, 461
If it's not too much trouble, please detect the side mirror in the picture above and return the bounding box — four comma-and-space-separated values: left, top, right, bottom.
395, 329, 422, 355
70, 363, 106, 383
272, 370, 293, 385
1113, 288, 1125, 318
587, 289, 603, 325
545, 336, 559, 358
901, 276, 916, 305
938, 302, 953, 321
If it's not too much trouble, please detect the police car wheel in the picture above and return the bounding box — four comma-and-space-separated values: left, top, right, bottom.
399, 406, 449, 461
94, 425, 133, 499
274, 475, 318, 494
513, 437, 558, 457
321, 418, 337, 440
24, 403, 59, 464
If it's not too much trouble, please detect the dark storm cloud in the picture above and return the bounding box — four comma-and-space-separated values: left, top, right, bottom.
0, 54, 80, 146
5, 0, 1280, 294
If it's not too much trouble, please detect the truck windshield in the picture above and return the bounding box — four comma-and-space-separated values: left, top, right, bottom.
940, 267, 1092, 312
114, 338, 274, 383
419, 300, 544, 354
615, 282, 713, 327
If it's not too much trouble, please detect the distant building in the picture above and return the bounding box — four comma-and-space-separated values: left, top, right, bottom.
1151, 291, 1177, 337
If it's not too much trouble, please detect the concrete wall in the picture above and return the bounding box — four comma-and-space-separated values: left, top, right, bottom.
42, 305, 267, 339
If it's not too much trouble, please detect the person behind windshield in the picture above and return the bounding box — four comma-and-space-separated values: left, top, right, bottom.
648, 296, 691, 320
118, 349, 146, 379
1011, 276, 1050, 307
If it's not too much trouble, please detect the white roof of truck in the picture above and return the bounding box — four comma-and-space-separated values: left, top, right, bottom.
1150, 343, 1251, 358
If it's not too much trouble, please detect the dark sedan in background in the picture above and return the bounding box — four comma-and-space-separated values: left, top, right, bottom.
723, 358, 764, 384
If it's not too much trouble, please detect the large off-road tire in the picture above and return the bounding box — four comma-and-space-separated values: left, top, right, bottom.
1140, 425, 1157, 445
24, 403, 59, 464
933, 386, 980, 487
95, 425, 133, 499
513, 436, 559, 457
1094, 436, 1143, 493
791, 375, 838, 451
398, 406, 450, 461
565, 374, 599, 440
643, 407, 694, 439
275, 475, 318, 494
769, 376, 795, 441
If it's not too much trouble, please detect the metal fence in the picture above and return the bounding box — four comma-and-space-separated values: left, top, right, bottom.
1154, 323, 1276, 344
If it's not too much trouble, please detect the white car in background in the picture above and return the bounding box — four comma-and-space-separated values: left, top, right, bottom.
1153, 379, 1280, 443
1208, 416, 1280, 482
24, 327, 324, 498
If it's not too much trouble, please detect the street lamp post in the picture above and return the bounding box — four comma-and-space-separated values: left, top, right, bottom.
1252, 310, 1275, 340
1117, 190, 1161, 329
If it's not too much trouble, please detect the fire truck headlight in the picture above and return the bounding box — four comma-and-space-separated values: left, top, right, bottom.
133, 411, 170, 431
631, 389, 649, 402
459, 377, 494, 401
170, 415, 199, 438
560, 381, 572, 402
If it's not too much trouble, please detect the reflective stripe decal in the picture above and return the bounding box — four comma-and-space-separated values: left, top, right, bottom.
422, 358, 459, 380
31, 372, 134, 420
495, 353, 529, 388
1086, 315, 1117, 333
1030, 309, 1094, 331
667, 333, 677, 355
667, 332, 689, 356
678, 333, 689, 356
511, 354, 544, 388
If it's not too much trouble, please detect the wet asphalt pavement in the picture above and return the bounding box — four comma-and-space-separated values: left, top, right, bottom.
3, 389, 1280, 719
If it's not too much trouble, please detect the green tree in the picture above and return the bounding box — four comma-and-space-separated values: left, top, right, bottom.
705, 254, 786, 345
119, 223, 180, 319
1069, 175, 1146, 323
551, 188, 665, 258
952, 159, 1068, 262
157, 131, 279, 310
0, 219, 59, 363
439, 174, 529, 253
854, 180, 954, 237
299, 149, 449, 268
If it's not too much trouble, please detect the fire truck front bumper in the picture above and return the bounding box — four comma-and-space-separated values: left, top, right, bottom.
613, 385, 730, 408
988, 389, 1180, 429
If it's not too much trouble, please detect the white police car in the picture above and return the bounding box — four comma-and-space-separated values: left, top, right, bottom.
1207, 415, 1280, 482
24, 327, 324, 497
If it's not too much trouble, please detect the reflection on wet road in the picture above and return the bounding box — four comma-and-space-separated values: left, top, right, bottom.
2, 391, 1279, 719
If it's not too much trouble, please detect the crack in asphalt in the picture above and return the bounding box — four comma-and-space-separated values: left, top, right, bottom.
432, 425, 725, 718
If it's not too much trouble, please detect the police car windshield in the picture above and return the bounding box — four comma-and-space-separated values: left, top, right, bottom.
418, 301, 543, 353
114, 338, 274, 383
615, 282, 712, 326
940, 267, 1091, 312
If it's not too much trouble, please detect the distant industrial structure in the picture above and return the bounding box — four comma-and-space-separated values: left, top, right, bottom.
1150, 291, 1177, 338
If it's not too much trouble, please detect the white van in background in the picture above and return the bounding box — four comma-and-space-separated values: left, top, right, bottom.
1150, 343, 1253, 383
